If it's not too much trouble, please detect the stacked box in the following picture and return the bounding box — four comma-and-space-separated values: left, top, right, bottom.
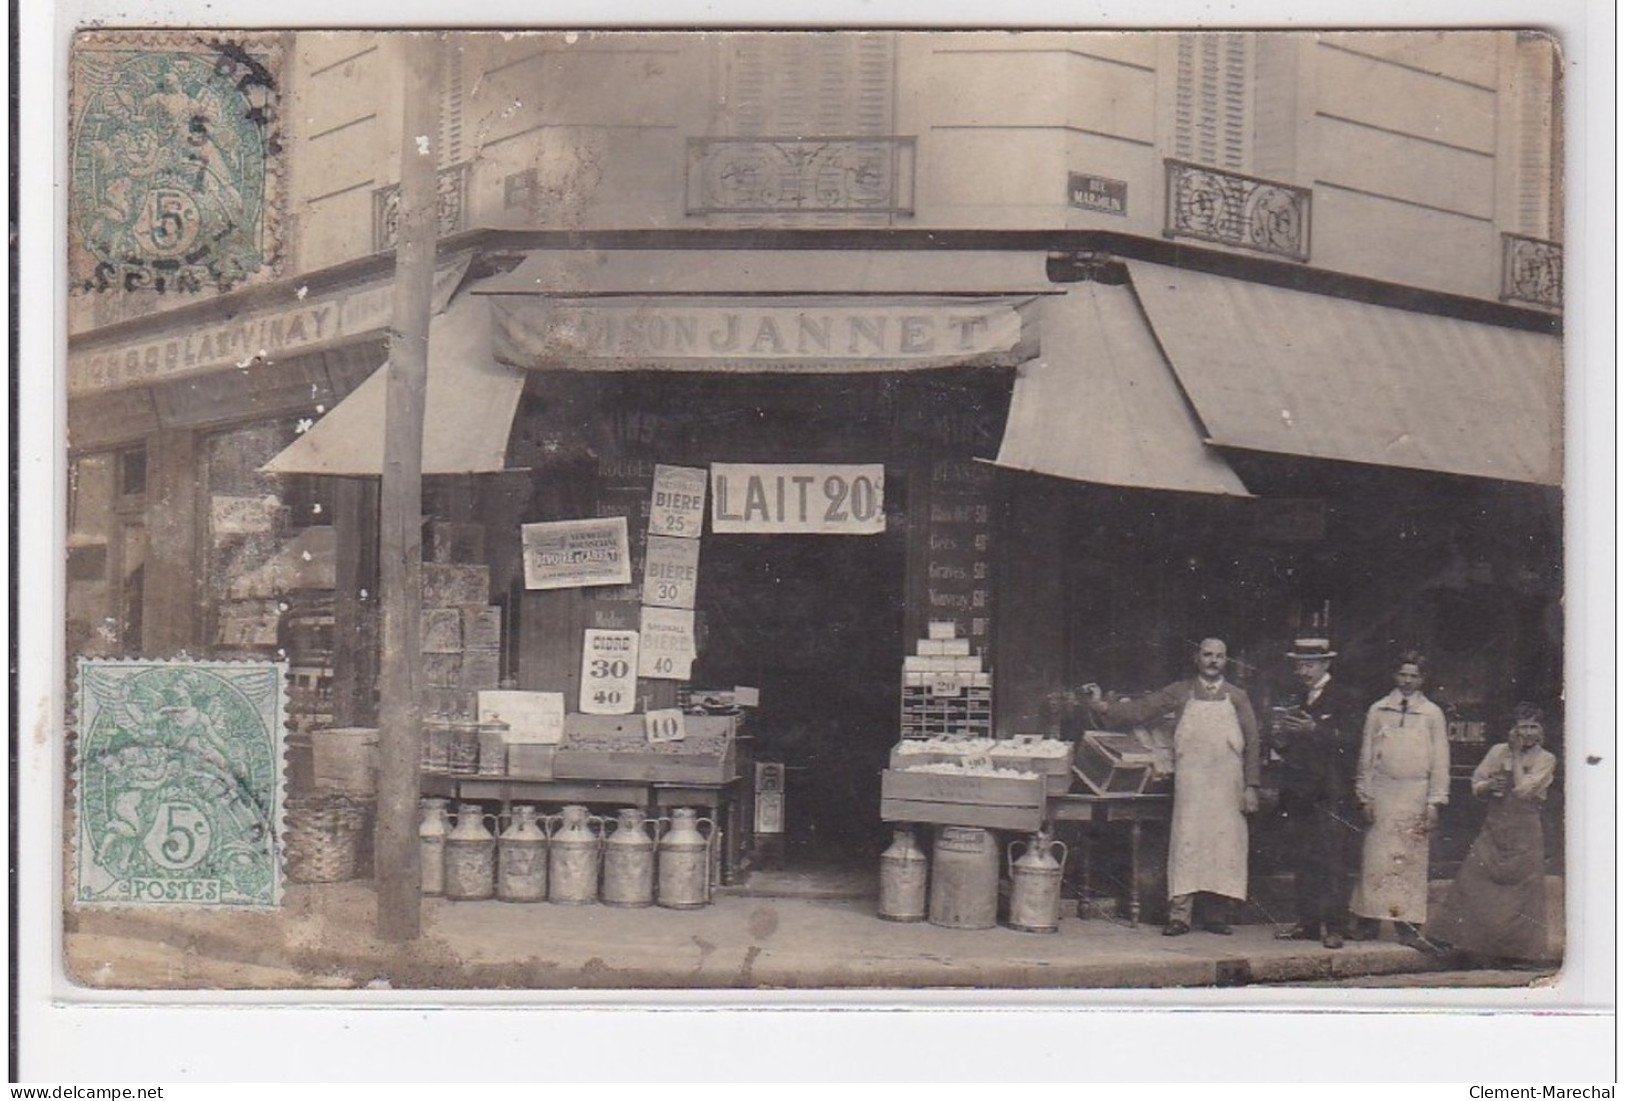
428, 521, 486, 565
900, 629, 992, 740
461, 605, 502, 650
419, 565, 498, 721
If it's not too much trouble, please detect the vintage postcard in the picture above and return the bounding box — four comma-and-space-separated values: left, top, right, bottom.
22, 8, 1612, 1084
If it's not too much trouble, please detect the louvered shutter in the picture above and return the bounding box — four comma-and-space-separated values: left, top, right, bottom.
1175, 32, 1254, 172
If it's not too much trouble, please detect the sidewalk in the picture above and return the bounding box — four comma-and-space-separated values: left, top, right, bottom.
62, 876, 1504, 992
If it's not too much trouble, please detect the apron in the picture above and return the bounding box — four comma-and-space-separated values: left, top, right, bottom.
1427, 796, 1548, 959
1167, 696, 1248, 901
1351, 721, 1435, 922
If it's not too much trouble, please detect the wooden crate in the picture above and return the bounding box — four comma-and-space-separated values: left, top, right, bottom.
879, 769, 1045, 831
421, 608, 463, 653
421, 564, 490, 608
310, 727, 379, 795
459, 649, 501, 691
1073, 730, 1165, 796
552, 714, 737, 784
888, 742, 1073, 795
989, 743, 1075, 796
506, 744, 557, 780
461, 604, 502, 650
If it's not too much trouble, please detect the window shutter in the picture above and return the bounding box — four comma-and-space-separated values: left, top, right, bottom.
1175, 32, 1253, 171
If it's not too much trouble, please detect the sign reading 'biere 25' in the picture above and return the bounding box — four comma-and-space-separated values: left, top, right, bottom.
711, 464, 885, 535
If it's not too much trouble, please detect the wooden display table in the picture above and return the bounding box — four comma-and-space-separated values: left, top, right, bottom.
1046, 792, 1172, 925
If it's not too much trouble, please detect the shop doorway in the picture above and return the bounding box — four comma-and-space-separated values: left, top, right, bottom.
695, 508, 906, 870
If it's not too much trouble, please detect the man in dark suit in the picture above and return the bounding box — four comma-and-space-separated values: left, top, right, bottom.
1270, 638, 1364, 949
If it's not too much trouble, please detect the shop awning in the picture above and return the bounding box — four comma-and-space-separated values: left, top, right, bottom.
1124, 261, 1563, 486
993, 282, 1251, 496
476, 249, 1053, 374
261, 291, 525, 476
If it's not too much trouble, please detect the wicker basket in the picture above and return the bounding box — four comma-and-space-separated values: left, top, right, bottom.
283, 794, 371, 883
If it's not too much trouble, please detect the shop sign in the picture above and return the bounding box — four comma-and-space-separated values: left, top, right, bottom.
210, 494, 280, 535
649, 464, 707, 538
522, 517, 633, 590
638, 606, 697, 681
1068, 172, 1128, 216
579, 630, 639, 715
476, 690, 565, 745
67, 256, 469, 395
711, 463, 885, 535
643, 535, 700, 609
495, 300, 1026, 363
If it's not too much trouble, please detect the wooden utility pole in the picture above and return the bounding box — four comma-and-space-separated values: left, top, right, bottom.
376, 32, 442, 941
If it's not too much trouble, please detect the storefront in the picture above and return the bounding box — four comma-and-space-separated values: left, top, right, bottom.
76, 235, 1560, 903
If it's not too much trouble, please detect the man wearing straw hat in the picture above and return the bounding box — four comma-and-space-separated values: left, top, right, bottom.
1270, 637, 1363, 949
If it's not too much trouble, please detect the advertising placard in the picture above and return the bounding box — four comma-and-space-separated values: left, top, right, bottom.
642, 535, 700, 609
649, 464, 708, 538
477, 690, 566, 744
522, 517, 632, 590
638, 606, 696, 680
711, 463, 885, 535
579, 630, 639, 714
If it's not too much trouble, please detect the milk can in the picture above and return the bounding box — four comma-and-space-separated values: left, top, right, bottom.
443, 803, 496, 901
447, 718, 481, 775
877, 826, 929, 922
546, 805, 603, 904
601, 808, 658, 908
418, 797, 451, 897
656, 808, 714, 910
928, 826, 999, 929
476, 717, 510, 777
1007, 830, 1069, 933
496, 804, 549, 902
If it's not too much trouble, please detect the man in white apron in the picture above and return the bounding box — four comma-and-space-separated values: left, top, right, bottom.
1087, 638, 1262, 936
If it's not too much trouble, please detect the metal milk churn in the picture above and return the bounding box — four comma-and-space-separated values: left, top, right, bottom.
601, 808, 657, 908
877, 826, 929, 922
928, 826, 999, 929
418, 797, 451, 897
656, 807, 715, 910
496, 804, 549, 902
443, 803, 496, 901
1007, 830, 1069, 933
546, 805, 603, 904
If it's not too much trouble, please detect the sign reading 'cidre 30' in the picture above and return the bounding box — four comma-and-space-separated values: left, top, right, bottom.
711, 464, 885, 535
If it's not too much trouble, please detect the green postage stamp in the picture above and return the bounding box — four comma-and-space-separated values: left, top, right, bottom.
74, 660, 286, 908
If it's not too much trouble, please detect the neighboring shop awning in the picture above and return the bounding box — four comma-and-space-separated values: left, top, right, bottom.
994, 282, 1251, 497
261, 291, 525, 476
1124, 261, 1564, 486
475, 250, 1054, 374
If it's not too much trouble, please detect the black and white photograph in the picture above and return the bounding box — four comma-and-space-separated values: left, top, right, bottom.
14, 0, 1615, 1085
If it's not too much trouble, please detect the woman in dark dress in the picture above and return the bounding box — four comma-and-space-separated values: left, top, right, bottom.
1427, 703, 1558, 965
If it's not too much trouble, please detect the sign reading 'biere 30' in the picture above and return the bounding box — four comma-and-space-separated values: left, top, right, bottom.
710, 463, 885, 535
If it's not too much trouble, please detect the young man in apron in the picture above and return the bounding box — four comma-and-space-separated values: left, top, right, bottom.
1087, 638, 1262, 936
